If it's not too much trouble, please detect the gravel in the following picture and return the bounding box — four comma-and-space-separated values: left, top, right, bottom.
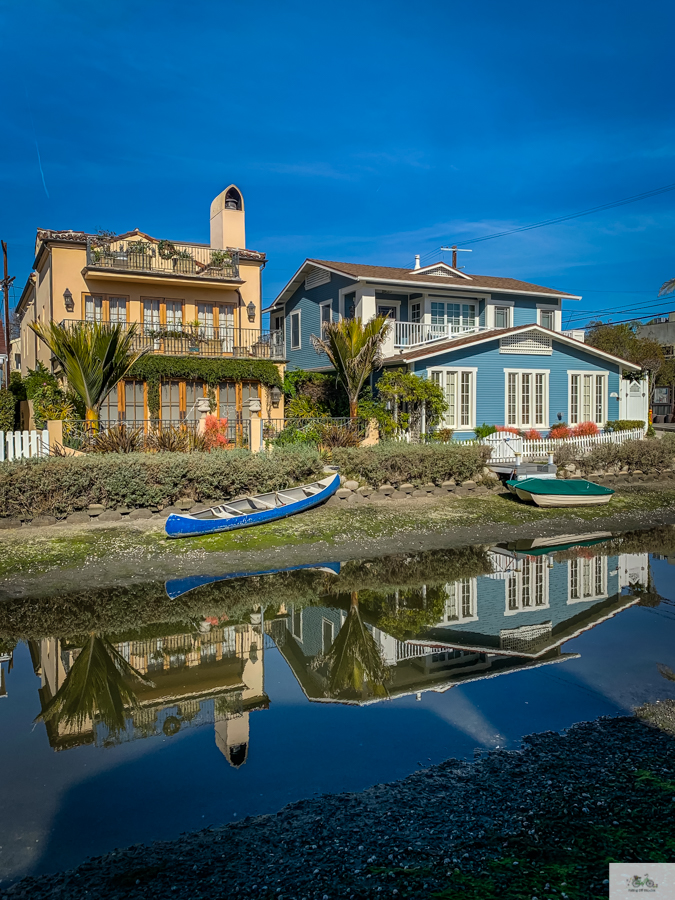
5, 714, 675, 900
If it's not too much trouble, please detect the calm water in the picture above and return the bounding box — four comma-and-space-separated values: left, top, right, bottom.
1, 530, 675, 884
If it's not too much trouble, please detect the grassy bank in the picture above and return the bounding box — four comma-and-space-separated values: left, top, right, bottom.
1, 487, 675, 588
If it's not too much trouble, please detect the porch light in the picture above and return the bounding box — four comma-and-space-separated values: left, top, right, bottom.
247, 301, 256, 321
270, 386, 282, 407
63, 288, 74, 312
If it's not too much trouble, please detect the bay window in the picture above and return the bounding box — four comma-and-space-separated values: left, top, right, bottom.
505, 370, 549, 428
569, 372, 607, 425
429, 368, 476, 430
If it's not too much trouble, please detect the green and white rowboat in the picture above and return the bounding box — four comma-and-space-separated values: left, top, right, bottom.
505, 477, 614, 508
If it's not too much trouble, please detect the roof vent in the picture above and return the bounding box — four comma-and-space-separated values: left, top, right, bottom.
304, 267, 331, 290
422, 266, 454, 277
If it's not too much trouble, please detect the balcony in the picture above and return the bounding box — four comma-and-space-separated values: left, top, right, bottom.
85, 236, 240, 282
392, 321, 499, 350
67, 320, 285, 360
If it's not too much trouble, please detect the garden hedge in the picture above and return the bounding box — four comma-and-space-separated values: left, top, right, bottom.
0, 389, 15, 432
332, 442, 491, 487
0, 447, 323, 519
554, 437, 675, 474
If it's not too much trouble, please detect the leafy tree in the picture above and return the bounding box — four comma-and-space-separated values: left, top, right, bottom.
30, 321, 147, 425
35, 633, 153, 735
311, 316, 391, 418
375, 368, 448, 438
585, 321, 665, 401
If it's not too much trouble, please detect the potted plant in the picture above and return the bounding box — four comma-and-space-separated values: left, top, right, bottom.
127, 240, 152, 270
173, 248, 196, 275
210, 249, 232, 271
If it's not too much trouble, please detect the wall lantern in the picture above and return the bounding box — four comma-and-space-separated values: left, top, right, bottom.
270, 386, 282, 407
63, 288, 74, 312
247, 301, 256, 321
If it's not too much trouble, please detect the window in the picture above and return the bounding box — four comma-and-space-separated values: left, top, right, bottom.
143, 299, 161, 332
320, 302, 332, 335
443, 579, 478, 623
322, 618, 334, 652
568, 556, 607, 603
108, 297, 127, 324
292, 608, 302, 640
100, 386, 119, 422
124, 381, 146, 424
241, 383, 260, 420
569, 372, 606, 425
343, 292, 356, 318
165, 301, 183, 330
85, 295, 103, 322
411, 302, 421, 323
505, 370, 549, 428
430, 368, 476, 429
377, 304, 397, 320
540, 309, 555, 330
197, 303, 214, 339
429, 299, 476, 333
290, 311, 301, 349
273, 314, 284, 337
185, 382, 204, 422
494, 307, 510, 329
218, 382, 237, 422
161, 380, 182, 422
504, 557, 549, 614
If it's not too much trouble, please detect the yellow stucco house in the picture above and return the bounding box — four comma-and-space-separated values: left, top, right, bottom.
16, 185, 285, 428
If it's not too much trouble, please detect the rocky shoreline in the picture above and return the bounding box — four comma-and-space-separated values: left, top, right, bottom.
6, 709, 675, 900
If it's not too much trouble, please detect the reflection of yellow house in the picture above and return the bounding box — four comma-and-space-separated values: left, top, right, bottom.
16, 185, 285, 426
30, 619, 268, 766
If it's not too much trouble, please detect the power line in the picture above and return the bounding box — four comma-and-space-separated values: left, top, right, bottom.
408, 179, 675, 268
563, 298, 675, 325
564, 309, 675, 330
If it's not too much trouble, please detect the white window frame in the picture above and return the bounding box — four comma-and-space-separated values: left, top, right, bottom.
338, 285, 360, 320
375, 298, 401, 320
428, 367, 477, 430
504, 557, 550, 615
487, 297, 514, 328
272, 313, 284, 336
536, 301, 561, 332
443, 578, 478, 624
493, 306, 511, 329
322, 617, 334, 652
568, 370, 608, 426
567, 556, 608, 604
291, 606, 303, 641
503, 369, 550, 429
429, 297, 477, 333
319, 301, 332, 335
290, 310, 301, 350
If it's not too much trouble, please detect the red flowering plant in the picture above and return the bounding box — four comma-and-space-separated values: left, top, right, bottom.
496, 426, 521, 435
522, 428, 543, 440
203, 415, 230, 450
571, 421, 600, 437
549, 423, 571, 439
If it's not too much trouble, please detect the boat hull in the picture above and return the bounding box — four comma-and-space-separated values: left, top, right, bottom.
508, 477, 614, 508
165, 473, 340, 539
514, 488, 612, 508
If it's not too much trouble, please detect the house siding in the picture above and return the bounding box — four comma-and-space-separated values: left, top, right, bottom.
283, 273, 355, 370
412, 334, 621, 435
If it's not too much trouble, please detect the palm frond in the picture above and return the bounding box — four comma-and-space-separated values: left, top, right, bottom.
321, 596, 390, 699
30, 321, 148, 416
35, 634, 154, 734
658, 278, 675, 298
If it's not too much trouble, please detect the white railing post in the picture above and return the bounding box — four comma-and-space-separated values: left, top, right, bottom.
13, 431, 21, 460
0, 431, 4, 462
41, 429, 49, 457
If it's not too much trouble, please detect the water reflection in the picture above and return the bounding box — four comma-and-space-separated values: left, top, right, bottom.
0, 532, 656, 755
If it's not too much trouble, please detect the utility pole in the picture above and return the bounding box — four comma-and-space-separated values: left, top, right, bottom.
1, 242, 15, 388
440, 245, 473, 269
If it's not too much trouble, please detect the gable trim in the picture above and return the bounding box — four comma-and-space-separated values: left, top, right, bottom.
409, 262, 472, 280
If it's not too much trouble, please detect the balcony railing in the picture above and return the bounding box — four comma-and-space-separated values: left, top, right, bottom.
393, 321, 500, 349
85, 236, 240, 281
66, 320, 284, 360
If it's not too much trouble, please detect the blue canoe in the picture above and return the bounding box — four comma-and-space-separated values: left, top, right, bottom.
165, 472, 341, 539
165, 561, 342, 599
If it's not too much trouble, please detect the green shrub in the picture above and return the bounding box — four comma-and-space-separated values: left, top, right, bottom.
0, 447, 323, 519
474, 423, 497, 439
604, 419, 646, 432
0, 389, 15, 432
332, 442, 491, 487
574, 438, 673, 474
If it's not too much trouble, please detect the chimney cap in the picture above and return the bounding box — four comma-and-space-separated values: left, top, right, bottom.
414, 254, 421, 269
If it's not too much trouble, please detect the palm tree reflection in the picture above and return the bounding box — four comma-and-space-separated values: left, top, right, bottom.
35, 634, 153, 734
314, 593, 390, 700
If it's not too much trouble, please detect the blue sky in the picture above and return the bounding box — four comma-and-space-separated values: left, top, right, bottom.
1, 0, 674, 328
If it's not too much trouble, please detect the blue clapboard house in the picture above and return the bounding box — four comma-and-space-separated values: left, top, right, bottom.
268, 258, 648, 437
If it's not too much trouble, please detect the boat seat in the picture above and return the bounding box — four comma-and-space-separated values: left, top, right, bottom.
276, 492, 297, 504
303, 486, 321, 496
250, 498, 275, 510
211, 508, 235, 519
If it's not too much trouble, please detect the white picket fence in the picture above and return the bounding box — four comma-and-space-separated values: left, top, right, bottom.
473, 427, 646, 462
0, 429, 50, 462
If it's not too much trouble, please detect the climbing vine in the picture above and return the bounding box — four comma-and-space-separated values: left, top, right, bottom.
127, 356, 283, 418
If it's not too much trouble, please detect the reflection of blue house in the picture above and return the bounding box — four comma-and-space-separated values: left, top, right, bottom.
268, 549, 647, 705
268, 259, 647, 436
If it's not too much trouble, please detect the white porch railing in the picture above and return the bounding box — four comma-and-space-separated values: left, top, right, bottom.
0, 429, 50, 462
393, 322, 500, 348
474, 427, 646, 462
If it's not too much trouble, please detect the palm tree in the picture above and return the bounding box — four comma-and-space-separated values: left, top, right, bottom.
311, 316, 391, 418
30, 321, 147, 426
659, 278, 675, 297
35, 633, 154, 735
320, 592, 390, 700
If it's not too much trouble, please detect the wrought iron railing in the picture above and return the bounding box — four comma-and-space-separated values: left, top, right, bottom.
62, 418, 249, 452
86, 236, 240, 281
63, 320, 284, 360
